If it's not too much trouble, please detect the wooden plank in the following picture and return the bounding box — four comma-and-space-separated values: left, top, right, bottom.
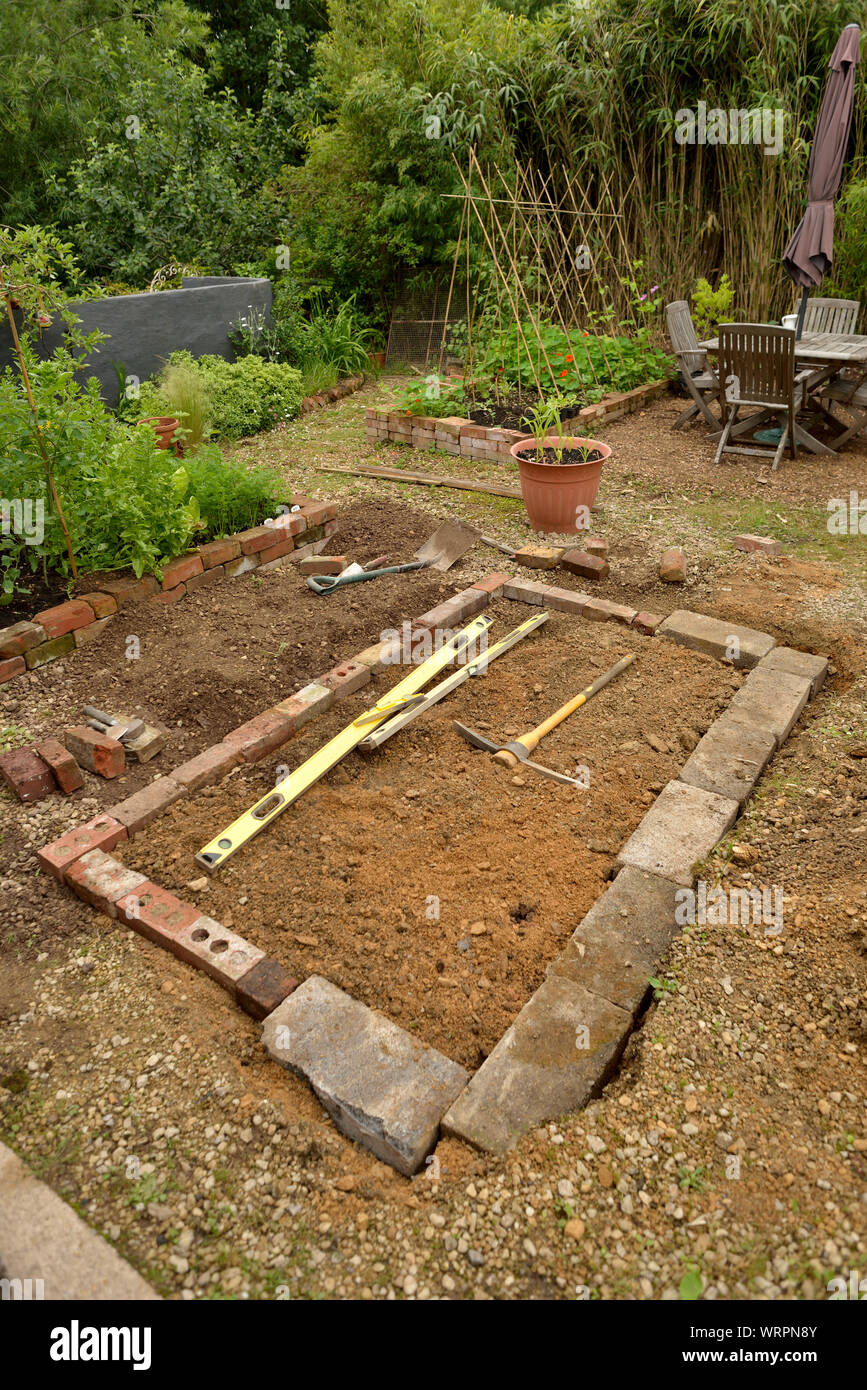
315, 463, 523, 500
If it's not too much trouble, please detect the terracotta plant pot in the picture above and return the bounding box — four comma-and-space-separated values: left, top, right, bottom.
369, 350, 387, 369
138, 415, 181, 451
509, 434, 610, 534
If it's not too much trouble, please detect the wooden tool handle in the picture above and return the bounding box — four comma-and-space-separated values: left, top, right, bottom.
519, 654, 635, 752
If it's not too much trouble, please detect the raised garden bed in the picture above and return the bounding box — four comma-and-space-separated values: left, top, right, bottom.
0, 498, 338, 690
365, 378, 672, 461
31, 525, 828, 1172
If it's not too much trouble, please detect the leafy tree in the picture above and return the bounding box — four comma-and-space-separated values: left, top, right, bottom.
185, 0, 329, 110
0, 0, 209, 224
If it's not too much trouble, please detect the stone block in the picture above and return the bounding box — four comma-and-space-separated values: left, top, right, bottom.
657, 610, 775, 669
263, 976, 468, 1175
442, 975, 630, 1155
615, 779, 739, 886
757, 646, 828, 697
726, 667, 812, 747
678, 717, 776, 805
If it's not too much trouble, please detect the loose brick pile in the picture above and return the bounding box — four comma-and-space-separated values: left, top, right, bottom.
364, 378, 672, 459
298, 373, 365, 416
0, 498, 338, 689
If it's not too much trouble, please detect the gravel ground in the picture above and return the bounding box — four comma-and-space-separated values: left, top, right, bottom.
1, 385, 865, 1301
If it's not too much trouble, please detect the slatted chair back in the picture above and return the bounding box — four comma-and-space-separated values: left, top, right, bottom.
718, 323, 795, 409
802, 297, 860, 335
666, 300, 705, 374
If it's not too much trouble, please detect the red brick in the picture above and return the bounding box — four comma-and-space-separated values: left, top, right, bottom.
268, 513, 307, 538
25, 633, 75, 668
632, 610, 664, 635
161, 554, 203, 590
198, 538, 241, 569
298, 555, 347, 576
460, 424, 488, 440
258, 536, 295, 566
224, 554, 260, 578
472, 572, 511, 594
63, 726, 125, 779
561, 549, 610, 581
65, 849, 147, 918
115, 881, 201, 940
352, 640, 401, 674
659, 547, 686, 583
0, 655, 25, 683
582, 597, 638, 625
733, 533, 782, 556
223, 709, 293, 762
169, 915, 265, 996
172, 743, 240, 792
584, 536, 609, 557
184, 566, 225, 593
151, 583, 186, 605
235, 525, 277, 555
320, 659, 371, 699
107, 776, 186, 835
273, 681, 334, 729
74, 618, 114, 649
0, 621, 45, 657
77, 591, 117, 619
448, 588, 490, 624
301, 501, 337, 525
535, 586, 590, 616
35, 737, 84, 794
0, 747, 55, 802
514, 544, 564, 570
235, 958, 300, 1020
37, 814, 128, 880
32, 599, 95, 639
502, 579, 550, 605
98, 574, 159, 606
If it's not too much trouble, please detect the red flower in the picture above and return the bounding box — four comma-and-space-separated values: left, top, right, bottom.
559, 369, 568, 378
565, 354, 574, 363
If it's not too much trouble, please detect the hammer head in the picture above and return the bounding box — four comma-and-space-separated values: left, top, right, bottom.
452, 722, 583, 788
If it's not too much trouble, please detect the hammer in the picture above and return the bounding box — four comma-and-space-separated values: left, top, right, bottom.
453, 654, 635, 786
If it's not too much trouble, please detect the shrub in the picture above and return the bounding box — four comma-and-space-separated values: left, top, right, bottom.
691, 275, 735, 337
142, 351, 304, 439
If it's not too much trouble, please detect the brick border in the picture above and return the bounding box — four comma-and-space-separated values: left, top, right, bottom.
365, 379, 672, 460
35, 572, 829, 1169
299, 372, 366, 416
0, 499, 339, 689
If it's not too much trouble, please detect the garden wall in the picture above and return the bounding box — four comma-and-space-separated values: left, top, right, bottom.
0, 276, 272, 406
364, 379, 672, 459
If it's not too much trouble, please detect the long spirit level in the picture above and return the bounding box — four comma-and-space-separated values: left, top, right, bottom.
195, 615, 493, 872
357, 611, 549, 752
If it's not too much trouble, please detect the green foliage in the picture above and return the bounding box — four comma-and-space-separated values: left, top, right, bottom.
476, 319, 674, 399
156, 363, 212, 447
179, 448, 287, 539
0, 343, 194, 592
147, 351, 304, 439
53, 46, 277, 282
823, 177, 867, 308
395, 376, 469, 417
691, 275, 735, 337
185, 0, 328, 112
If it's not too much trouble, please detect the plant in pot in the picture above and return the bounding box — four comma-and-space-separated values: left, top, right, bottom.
510, 398, 611, 534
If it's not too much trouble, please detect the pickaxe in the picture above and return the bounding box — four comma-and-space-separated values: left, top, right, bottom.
453, 654, 635, 786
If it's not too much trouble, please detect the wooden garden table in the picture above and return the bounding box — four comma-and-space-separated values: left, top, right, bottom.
700, 331, 867, 453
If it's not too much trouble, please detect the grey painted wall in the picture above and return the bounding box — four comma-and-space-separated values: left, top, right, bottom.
0, 276, 272, 406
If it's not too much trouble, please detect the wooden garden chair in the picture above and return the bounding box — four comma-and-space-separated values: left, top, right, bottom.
666, 300, 721, 429
714, 324, 813, 471
801, 297, 860, 335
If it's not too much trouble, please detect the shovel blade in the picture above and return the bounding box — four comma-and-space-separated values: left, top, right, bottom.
415, 519, 479, 571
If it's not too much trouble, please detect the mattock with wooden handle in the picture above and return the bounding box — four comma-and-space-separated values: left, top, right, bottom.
453, 654, 635, 787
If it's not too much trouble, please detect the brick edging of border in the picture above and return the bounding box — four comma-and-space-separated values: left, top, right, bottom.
35, 575, 829, 1169
365, 378, 672, 460
0, 499, 339, 689
300, 372, 367, 416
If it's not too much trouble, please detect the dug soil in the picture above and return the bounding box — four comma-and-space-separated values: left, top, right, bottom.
114, 596, 737, 1070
